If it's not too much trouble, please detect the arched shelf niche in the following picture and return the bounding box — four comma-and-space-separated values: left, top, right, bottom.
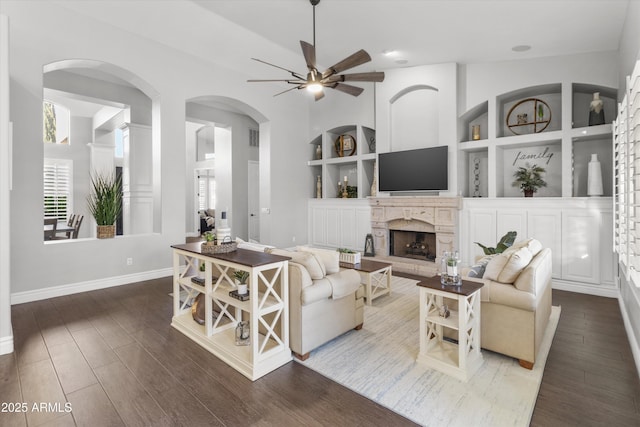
389, 85, 439, 152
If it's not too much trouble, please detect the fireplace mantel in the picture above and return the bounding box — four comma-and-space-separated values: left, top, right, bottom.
369, 197, 461, 276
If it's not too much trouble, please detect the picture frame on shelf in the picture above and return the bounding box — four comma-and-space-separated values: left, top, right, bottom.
335, 134, 357, 157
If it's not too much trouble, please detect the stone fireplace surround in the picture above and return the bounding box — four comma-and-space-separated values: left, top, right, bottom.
369, 197, 461, 277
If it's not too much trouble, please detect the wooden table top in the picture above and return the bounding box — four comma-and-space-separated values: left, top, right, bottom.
171, 243, 290, 267
416, 275, 483, 296
340, 258, 393, 273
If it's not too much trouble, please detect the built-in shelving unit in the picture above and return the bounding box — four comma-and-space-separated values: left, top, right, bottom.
458, 83, 617, 198
308, 125, 376, 199
171, 243, 291, 381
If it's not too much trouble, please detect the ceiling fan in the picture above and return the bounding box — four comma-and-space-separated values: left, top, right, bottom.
247, 0, 384, 101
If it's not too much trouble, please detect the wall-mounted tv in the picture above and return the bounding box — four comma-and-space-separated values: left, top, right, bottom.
378, 146, 448, 192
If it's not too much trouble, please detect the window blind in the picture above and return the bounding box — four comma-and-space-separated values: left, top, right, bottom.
44, 159, 72, 220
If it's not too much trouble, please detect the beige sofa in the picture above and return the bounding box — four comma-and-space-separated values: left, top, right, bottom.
266, 246, 364, 360
463, 239, 552, 369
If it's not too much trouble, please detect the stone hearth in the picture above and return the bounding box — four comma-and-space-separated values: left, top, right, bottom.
368, 197, 461, 276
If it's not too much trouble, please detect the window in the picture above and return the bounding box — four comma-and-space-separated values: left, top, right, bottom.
614, 59, 640, 287
43, 101, 70, 144
44, 159, 72, 220
197, 169, 215, 212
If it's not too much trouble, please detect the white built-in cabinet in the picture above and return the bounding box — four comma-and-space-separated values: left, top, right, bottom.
308, 199, 372, 251
461, 198, 616, 297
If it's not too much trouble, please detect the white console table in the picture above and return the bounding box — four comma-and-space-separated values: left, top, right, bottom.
171, 243, 291, 381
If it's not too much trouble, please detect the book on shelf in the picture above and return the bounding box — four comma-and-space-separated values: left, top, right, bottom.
229, 290, 250, 301
191, 276, 204, 286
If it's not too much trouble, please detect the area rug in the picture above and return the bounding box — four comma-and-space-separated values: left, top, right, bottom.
296, 276, 560, 427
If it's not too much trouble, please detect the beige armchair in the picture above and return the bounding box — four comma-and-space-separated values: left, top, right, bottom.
463, 239, 552, 369
267, 247, 364, 360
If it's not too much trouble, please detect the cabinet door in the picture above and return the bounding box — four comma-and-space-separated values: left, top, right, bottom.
562, 210, 600, 284
466, 210, 496, 261
310, 205, 327, 247
496, 210, 526, 245
528, 210, 562, 278
340, 208, 357, 249
326, 208, 341, 247
600, 211, 615, 286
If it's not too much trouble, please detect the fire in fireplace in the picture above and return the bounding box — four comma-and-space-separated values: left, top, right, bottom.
389, 230, 437, 261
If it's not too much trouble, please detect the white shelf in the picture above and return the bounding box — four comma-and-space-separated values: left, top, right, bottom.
172, 246, 291, 381
426, 310, 459, 330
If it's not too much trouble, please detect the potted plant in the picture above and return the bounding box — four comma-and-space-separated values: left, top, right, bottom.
87, 172, 122, 238
512, 163, 547, 197
475, 231, 517, 255
337, 247, 361, 264
233, 270, 250, 295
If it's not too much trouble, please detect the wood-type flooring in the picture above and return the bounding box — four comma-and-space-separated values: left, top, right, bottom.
1, 277, 639, 426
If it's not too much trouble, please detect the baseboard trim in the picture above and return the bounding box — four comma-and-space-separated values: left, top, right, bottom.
552, 279, 619, 298
0, 334, 13, 355
11, 268, 173, 305
618, 295, 640, 380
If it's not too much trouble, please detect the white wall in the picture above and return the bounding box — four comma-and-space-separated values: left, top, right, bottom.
1, 0, 309, 304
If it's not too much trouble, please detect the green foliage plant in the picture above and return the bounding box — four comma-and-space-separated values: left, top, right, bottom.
87, 172, 122, 226
475, 231, 517, 255
512, 163, 547, 194
233, 270, 250, 284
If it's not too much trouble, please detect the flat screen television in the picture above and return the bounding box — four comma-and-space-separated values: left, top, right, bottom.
378, 146, 448, 192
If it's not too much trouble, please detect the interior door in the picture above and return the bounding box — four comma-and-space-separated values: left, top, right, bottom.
248, 160, 260, 241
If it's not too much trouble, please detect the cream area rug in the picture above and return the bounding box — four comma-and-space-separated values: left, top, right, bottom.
297, 276, 560, 427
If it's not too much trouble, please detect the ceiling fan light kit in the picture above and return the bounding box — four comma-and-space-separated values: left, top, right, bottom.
247, 0, 384, 101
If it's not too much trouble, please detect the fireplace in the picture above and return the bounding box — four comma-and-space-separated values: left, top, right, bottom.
389, 230, 437, 261
369, 197, 461, 276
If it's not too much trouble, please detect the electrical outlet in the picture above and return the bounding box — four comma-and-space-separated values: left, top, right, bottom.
126, 257, 133, 266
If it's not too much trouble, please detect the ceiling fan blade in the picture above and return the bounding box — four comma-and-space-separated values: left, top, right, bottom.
247, 79, 305, 83
334, 71, 385, 83
322, 49, 372, 79
314, 90, 325, 102
330, 82, 364, 97
300, 40, 316, 71
273, 86, 302, 97
251, 58, 305, 80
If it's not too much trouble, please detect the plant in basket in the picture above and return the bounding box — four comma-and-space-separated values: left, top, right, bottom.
87, 172, 122, 239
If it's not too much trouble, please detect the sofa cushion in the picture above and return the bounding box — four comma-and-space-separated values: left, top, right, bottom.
300, 277, 333, 305
325, 269, 361, 299
297, 246, 340, 274
511, 238, 543, 257
235, 237, 275, 252
484, 246, 533, 284
267, 248, 325, 280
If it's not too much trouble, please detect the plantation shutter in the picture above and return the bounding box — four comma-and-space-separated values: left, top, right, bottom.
44, 159, 72, 220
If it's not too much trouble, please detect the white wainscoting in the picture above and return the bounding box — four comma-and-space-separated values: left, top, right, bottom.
460, 197, 616, 297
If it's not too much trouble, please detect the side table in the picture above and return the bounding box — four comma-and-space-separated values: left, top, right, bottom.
340, 259, 392, 305
416, 276, 484, 382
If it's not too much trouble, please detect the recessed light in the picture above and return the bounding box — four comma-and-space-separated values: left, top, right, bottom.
382, 49, 397, 56
395, 59, 408, 65
512, 45, 531, 52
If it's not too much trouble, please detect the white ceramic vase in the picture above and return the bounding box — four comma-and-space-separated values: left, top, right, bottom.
587, 153, 603, 196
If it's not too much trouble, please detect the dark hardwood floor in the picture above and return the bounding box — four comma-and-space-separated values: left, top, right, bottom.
1, 277, 639, 426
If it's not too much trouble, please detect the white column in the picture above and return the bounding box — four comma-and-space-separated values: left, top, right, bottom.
122, 123, 153, 234
0, 14, 13, 355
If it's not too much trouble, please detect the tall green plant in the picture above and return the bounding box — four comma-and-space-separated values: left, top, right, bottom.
512, 163, 547, 194
87, 172, 122, 226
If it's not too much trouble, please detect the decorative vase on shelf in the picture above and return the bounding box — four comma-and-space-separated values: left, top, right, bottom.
587, 153, 604, 196
235, 321, 250, 346
370, 161, 378, 197
316, 175, 322, 198
588, 92, 605, 126
315, 144, 322, 160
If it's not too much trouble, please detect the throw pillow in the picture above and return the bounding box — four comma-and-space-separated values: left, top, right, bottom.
266, 248, 325, 280
484, 246, 533, 283
296, 246, 340, 275
467, 255, 494, 278
235, 237, 275, 252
